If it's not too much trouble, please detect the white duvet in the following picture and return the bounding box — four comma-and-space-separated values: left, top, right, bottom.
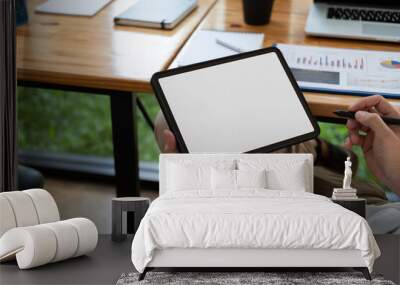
131, 190, 380, 273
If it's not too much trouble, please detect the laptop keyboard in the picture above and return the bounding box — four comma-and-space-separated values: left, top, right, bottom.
327, 7, 400, 23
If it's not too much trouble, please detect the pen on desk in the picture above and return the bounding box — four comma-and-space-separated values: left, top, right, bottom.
334, 110, 400, 126
215, 38, 245, 53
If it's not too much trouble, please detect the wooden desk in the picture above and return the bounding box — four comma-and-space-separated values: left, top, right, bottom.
17, 0, 216, 197
172, 0, 400, 120
17, 0, 216, 92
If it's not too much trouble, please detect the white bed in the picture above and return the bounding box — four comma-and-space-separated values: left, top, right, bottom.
131, 154, 380, 280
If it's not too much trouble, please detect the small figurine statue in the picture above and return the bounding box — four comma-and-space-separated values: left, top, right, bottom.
332, 157, 357, 200
342, 157, 352, 189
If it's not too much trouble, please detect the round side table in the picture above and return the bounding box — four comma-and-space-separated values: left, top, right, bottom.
112, 197, 150, 242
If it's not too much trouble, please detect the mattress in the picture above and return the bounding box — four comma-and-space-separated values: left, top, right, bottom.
131, 190, 380, 272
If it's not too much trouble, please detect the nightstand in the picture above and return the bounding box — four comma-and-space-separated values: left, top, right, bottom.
112, 197, 150, 242
332, 198, 366, 218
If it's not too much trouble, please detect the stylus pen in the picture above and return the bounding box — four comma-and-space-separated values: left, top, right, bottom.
334, 110, 400, 126
215, 38, 245, 53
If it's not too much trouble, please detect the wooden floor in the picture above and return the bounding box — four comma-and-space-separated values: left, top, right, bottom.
42, 174, 159, 234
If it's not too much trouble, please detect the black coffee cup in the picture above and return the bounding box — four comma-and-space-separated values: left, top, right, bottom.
242, 0, 275, 25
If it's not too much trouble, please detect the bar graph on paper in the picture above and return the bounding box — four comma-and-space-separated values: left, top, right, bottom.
276, 44, 400, 98
295, 54, 366, 71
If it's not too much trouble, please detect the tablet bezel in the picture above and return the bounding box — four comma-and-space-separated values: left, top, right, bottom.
151, 46, 320, 153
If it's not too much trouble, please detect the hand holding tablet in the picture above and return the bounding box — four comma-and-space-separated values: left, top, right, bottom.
151, 47, 319, 153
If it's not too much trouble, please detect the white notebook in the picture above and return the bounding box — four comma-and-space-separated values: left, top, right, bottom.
175, 30, 265, 67
35, 0, 111, 16
114, 0, 198, 29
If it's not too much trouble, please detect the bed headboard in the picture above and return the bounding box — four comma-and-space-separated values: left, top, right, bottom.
159, 153, 313, 195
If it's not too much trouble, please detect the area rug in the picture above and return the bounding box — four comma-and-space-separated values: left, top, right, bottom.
116, 272, 395, 285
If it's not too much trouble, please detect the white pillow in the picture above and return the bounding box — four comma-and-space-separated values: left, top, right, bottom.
237, 169, 267, 189
211, 168, 236, 190
238, 159, 308, 191
167, 160, 235, 191
267, 163, 307, 191
211, 169, 268, 190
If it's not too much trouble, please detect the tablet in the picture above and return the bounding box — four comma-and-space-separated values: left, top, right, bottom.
151, 47, 320, 153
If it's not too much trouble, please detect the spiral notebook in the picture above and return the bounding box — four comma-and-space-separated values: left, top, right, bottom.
174, 30, 265, 67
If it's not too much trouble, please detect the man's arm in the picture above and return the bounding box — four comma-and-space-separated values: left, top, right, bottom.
345, 95, 400, 195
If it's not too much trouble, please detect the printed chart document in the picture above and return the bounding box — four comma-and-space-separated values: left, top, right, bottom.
276, 44, 400, 98
174, 30, 264, 67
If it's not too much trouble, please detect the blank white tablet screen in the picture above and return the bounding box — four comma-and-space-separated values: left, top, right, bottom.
159, 52, 315, 153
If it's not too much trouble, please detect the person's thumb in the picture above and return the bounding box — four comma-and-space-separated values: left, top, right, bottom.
163, 129, 177, 153
355, 111, 392, 136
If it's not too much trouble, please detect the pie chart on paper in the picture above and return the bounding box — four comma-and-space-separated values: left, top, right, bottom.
381, 60, 400, 69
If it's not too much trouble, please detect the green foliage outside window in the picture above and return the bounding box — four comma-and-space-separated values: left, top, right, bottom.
18, 88, 160, 161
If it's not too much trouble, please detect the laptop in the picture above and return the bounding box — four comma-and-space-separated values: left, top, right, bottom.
305, 1, 400, 42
